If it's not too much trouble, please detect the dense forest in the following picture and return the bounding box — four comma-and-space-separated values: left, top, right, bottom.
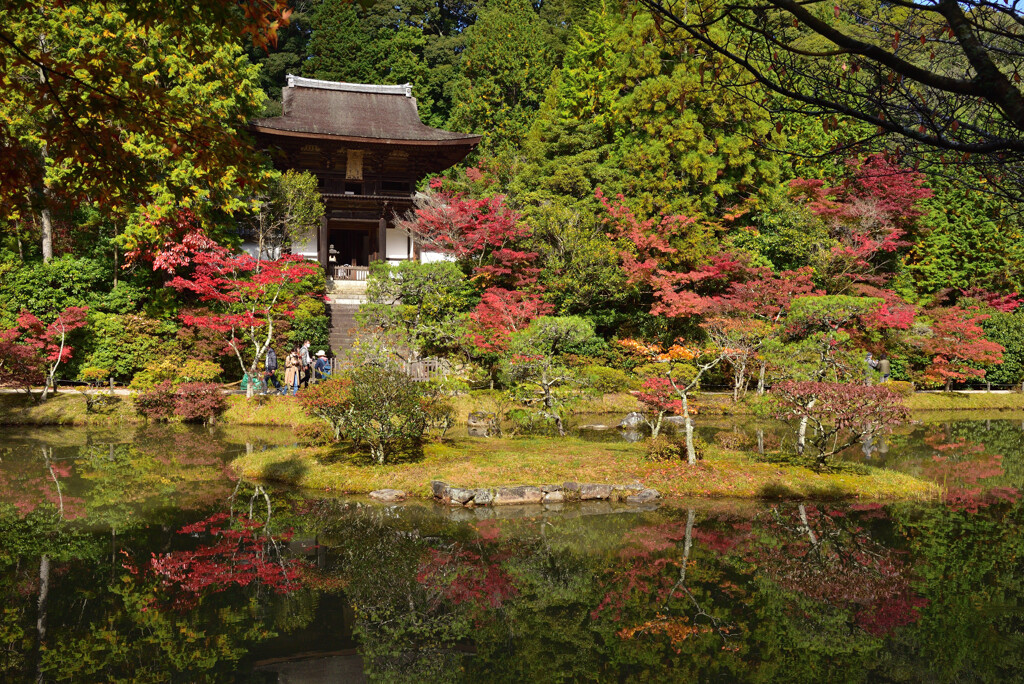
1, 0, 1023, 402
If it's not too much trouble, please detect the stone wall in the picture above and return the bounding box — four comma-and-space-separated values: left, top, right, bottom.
429, 481, 660, 507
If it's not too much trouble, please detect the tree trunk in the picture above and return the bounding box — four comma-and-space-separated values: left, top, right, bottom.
37, 58, 54, 264
40, 199, 54, 263
757, 364, 766, 395
649, 412, 663, 439
733, 363, 746, 403
796, 399, 816, 455
757, 429, 764, 455
681, 392, 697, 465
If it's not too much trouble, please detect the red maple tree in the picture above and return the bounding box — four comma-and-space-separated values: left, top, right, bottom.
0, 306, 88, 401
773, 381, 909, 468
397, 182, 539, 288
635, 377, 684, 437
789, 155, 932, 288
468, 287, 553, 353
148, 212, 320, 396
919, 306, 1004, 390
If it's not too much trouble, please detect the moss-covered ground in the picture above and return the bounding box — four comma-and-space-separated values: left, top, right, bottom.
231, 436, 940, 502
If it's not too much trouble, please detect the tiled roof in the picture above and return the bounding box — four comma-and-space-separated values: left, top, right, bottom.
252, 75, 480, 144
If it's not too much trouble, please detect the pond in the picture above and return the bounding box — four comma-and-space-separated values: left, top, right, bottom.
1, 419, 1023, 682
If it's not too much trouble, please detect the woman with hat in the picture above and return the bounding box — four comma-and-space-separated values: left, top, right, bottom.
312, 350, 332, 384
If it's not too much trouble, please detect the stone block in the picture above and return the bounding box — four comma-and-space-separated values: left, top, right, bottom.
626, 488, 661, 504
493, 485, 544, 505
449, 487, 475, 505
368, 489, 406, 502
473, 489, 494, 506
579, 484, 613, 500
541, 484, 563, 493
562, 482, 581, 491
543, 490, 565, 504
430, 481, 450, 499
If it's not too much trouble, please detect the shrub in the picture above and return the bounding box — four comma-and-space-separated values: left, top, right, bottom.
346, 363, 428, 464
714, 431, 751, 450
78, 366, 110, 388
134, 381, 177, 421
885, 380, 915, 396
297, 378, 353, 441
81, 313, 176, 381
134, 380, 225, 423
296, 422, 336, 447
130, 358, 222, 390
421, 387, 456, 439
645, 435, 704, 461
581, 365, 636, 393
173, 382, 226, 424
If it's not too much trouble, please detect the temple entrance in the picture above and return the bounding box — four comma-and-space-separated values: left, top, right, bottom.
326, 220, 378, 280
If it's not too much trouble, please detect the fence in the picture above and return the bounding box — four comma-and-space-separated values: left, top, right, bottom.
332, 264, 371, 281
327, 357, 444, 383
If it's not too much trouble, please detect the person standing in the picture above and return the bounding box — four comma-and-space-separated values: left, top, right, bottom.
313, 350, 331, 383
284, 347, 301, 396
865, 353, 878, 385
263, 347, 283, 395
299, 340, 312, 389
878, 355, 891, 383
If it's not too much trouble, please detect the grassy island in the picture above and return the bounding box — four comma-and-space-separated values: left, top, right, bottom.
231, 436, 940, 502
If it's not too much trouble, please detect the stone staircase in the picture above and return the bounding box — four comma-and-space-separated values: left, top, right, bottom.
327, 279, 367, 356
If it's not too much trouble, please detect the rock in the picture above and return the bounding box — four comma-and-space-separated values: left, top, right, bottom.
578, 424, 611, 431
580, 484, 614, 500
662, 416, 687, 427
543, 490, 565, 504
611, 484, 644, 501
541, 484, 563, 493
473, 488, 494, 506
468, 411, 500, 437
626, 488, 661, 504
618, 412, 646, 429
449, 487, 475, 505
430, 481, 450, 500
562, 482, 581, 491
369, 489, 406, 502
368, 489, 403, 505
494, 485, 544, 505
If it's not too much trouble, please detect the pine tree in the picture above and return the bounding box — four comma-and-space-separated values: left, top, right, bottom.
303, 0, 378, 83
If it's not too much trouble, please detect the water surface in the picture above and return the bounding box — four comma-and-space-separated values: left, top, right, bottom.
1, 420, 1022, 682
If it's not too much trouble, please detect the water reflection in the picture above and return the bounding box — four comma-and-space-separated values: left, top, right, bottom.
0, 424, 1023, 681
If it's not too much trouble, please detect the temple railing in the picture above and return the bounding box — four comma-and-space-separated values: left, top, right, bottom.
332, 264, 371, 281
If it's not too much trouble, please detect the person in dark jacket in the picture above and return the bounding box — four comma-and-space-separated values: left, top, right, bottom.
878, 355, 891, 383
263, 347, 283, 395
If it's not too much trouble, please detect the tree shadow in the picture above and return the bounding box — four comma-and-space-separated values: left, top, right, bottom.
323, 440, 426, 466
261, 457, 310, 483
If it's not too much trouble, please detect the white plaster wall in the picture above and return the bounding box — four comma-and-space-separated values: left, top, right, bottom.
420, 251, 455, 264
385, 227, 412, 261
239, 241, 261, 259
291, 226, 318, 260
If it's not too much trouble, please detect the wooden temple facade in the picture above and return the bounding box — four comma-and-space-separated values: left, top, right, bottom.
250, 76, 480, 280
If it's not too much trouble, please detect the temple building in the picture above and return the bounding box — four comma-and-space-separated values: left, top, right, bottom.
249, 75, 480, 282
